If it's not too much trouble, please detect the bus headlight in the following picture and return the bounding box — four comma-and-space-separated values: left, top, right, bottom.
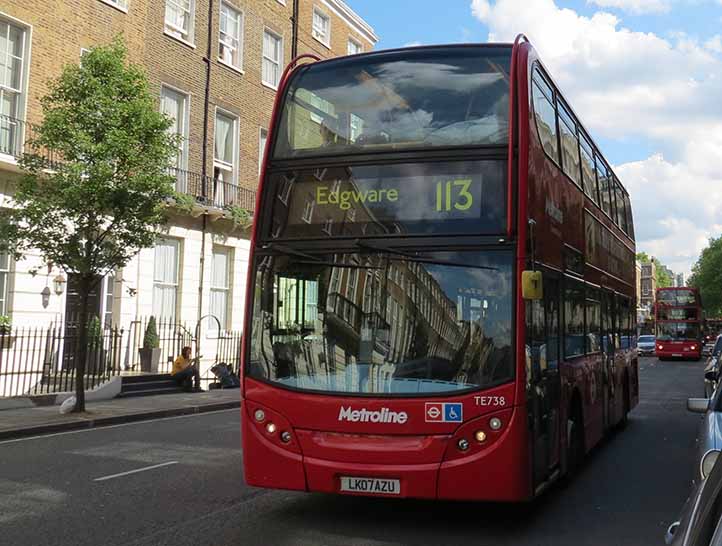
254, 409, 266, 422
266, 422, 277, 434
658, 345, 663, 350
474, 430, 487, 443
489, 417, 503, 431
701, 449, 720, 479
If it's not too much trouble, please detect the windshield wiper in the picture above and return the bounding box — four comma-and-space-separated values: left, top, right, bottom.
353, 240, 498, 271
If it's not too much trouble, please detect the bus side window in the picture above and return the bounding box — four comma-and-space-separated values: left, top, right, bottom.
564, 280, 585, 358
531, 68, 559, 163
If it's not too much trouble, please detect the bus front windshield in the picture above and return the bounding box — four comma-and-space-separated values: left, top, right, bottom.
273, 46, 512, 159
247, 250, 513, 395
657, 322, 700, 341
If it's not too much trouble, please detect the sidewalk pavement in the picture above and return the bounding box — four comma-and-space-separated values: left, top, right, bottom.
0, 389, 241, 441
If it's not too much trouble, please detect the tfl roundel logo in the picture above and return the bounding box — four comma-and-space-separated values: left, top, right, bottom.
425, 402, 463, 423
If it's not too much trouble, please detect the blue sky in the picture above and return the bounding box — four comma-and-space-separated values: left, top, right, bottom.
348, 0, 722, 275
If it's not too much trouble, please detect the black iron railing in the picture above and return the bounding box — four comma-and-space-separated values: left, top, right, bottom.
0, 114, 23, 158
169, 167, 256, 212
0, 325, 124, 398
0, 318, 244, 397
0, 114, 62, 168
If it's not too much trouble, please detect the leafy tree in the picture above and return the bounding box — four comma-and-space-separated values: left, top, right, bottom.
1, 39, 177, 412
636, 252, 673, 288
656, 265, 674, 289
689, 236, 722, 316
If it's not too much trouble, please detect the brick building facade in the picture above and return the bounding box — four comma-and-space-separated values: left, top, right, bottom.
0, 0, 377, 392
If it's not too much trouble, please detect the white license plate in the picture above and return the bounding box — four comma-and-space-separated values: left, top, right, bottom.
673, 353, 683, 357
339, 476, 400, 495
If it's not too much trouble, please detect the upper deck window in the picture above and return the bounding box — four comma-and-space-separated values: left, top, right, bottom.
273, 46, 512, 159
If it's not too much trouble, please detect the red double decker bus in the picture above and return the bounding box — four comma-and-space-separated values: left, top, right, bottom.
655, 287, 702, 360
242, 36, 639, 501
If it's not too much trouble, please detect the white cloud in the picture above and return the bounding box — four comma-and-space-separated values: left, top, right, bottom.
403, 41, 423, 47
586, 0, 671, 14
705, 34, 722, 53
471, 0, 722, 274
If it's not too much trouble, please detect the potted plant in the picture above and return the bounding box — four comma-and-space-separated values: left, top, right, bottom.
0, 315, 13, 349
138, 316, 161, 373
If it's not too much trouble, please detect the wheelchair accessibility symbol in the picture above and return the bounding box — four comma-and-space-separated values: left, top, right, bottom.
425, 402, 463, 423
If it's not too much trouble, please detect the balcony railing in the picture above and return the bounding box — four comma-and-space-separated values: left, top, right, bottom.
0, 115, 256, 212
168, 167, 256, 212
0, 114, 62, 168
0, 114, 24, 158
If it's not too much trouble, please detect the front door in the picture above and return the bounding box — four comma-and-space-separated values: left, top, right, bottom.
601, 290, 616, 429
527, 275, 562, 489
62, 274, 102, 370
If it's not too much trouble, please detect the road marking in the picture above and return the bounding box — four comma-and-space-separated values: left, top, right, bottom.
0, 408, 239, 445
93, 461, 178, 482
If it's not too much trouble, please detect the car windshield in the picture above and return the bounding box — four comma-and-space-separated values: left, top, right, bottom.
247, 249, 514, 395
638, 336, 654, 343
273, 46, 512, 158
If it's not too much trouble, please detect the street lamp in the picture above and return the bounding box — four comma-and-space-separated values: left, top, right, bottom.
53, 274, 66, 296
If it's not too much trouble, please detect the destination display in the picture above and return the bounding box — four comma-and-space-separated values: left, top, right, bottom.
267, 160, 507, 238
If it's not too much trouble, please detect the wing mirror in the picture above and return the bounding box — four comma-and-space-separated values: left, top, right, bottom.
522, 270, 543, 300
665, 521, 680, 544
688, 398, 710, 413
705, 368, 719, 383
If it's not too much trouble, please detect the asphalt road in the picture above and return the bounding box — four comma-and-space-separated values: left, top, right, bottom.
0, 357, 704, 546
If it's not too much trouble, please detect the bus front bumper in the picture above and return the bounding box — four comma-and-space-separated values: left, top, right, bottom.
242, 400, 531, 502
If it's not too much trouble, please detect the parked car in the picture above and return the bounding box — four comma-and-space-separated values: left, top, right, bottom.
688, 390, 722, 482
665, 446, 722, 545
638, 335, 656, 356
705, 336, 722, 397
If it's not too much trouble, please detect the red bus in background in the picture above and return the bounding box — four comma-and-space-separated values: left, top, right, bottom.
655, 287, 702, 360
242, 36, 639, 502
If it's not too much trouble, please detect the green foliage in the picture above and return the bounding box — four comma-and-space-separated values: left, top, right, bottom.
225, 204, 253, 229
0, 315, 11, 334
689, 236, 722, 316
636, 252, 673, 288
87, 316, 102, 349
656, 265, 674, 289
143, 316, 160, 349
0, 38, 177, 410
1, 38, 177, 277
171, 191, 196, 214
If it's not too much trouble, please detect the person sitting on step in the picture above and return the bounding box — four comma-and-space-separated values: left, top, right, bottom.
171, 346, 203, 392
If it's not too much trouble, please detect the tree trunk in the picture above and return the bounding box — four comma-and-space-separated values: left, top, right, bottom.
72, 274, 93, 413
